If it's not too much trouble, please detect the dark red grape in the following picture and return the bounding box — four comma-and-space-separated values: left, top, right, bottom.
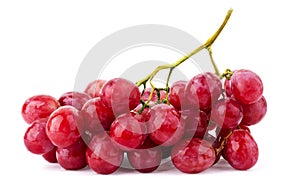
46, 106, 81, 148
224, 129, 259, 170
22, 95, 60, 124
86, 133, 124, 174
127, 138, 162, 173
181, 109, 208, 138
24, 118, 55, 154
185, 72, 222, 111
169, 80, 187, 110
230, 69, 263, 104
58, 91, 91, 110
42, 147, 58, 163
240, 96, 267, 126
84, 79, 106, 98
171, 138, 215, 173
211, 97, 243, 129
224, 78, 233, 97
110, 113, 147, 151
100, 78, 141, 115
80, 97, 115, 133
56, 139, 87, 170
148, 104, 184, 146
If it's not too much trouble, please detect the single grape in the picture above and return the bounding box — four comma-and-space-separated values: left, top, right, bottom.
80, 97, 115, 133
46, 106, 81, 148
211, 97, 243, 129
224, 78, 233, 97
148, 104, 184, 146
110, 113, 147, 151
21, 95, 60, 124
180, 109, 208, 139
84, 79, 106, 98
58, 91, 91, 110
86, 133, 124, 174
185, 72, 222, 111
224, 129, 259, 170
171, 138, 215, 173
169, 80, 187, 110
42, 147, 58, 163
56, 139, 87, 170
24, 118, 55, 154
230, 69, 263, 104
99, 78, 140, 116
127, 138, 162, 173
240, 96, 267, 126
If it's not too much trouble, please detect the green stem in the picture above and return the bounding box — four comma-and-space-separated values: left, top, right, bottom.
136, 8, 233, 104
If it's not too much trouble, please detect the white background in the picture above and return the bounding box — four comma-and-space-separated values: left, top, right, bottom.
0, 0, 299, 190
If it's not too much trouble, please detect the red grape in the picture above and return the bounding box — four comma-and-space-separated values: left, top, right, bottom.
230, 69, 263, 104
148, 104, 184, 146
24, 118, 55, 154
42, 147, 58, 163
127, 138, 162, 173
224, 78, 233, 97
46, 106, 81, 148
84, 79, 106, 98
80, 97, 115, 133
240, 96, 267, 126
171, 138, 215, 173
21, 95, 60, 124
181, 109, 208, 138
110, 113, 147, 151
224, 129, 259, 170
56, 139, 87, 170
58, 91, 91, 110
211, 97, 243, 129
100, 78, 141, 115
169, 80, 187, 110
185, 72, 222, 111
86, 133, 124, 174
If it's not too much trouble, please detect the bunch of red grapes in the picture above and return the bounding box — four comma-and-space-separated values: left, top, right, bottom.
21, 68, 267, 174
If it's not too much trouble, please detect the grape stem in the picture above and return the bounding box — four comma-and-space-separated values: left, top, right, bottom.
136, 8, 233, 105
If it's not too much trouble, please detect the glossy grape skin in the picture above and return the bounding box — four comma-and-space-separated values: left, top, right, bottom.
211, 97, 243, 129
141, 88, 166, 103
225, 129, 259, 170
22, 95, 60, 124
56, 139, 87, 170
46, 106, 81, 148
241, 96, 267, 126
169, 80, 187, 110
110, 113, 147, 151
148, 104, 184, 146
86, 133, 124, 174
42, 147, 58, 163
180, 110, 208, 139
171, 138, 215, 173
230, 69, 263, 104
185, 72, 222, 111
224, 79, 233, 97
100, 78, 141, 116
24, 118, 55, 154
127, 138, 162, 173
58, 91, 91, 110
80, 97, 115, 133
84, 79, 106, 98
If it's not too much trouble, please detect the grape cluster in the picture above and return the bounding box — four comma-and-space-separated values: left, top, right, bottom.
21, 68, 267, 174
